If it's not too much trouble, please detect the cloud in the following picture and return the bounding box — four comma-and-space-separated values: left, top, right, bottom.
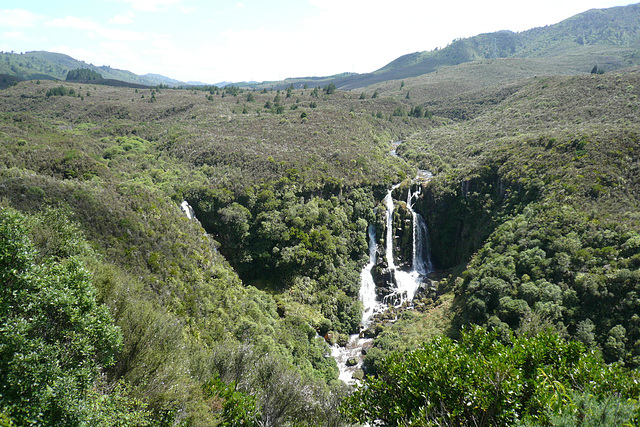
235, 2, 246, 8
1, 31, 27, 40
109, 12, 136, 25
115, 0, 184, 12
0, 8, 40, 28
46, 15, 162, 43
47, 16, 97, 31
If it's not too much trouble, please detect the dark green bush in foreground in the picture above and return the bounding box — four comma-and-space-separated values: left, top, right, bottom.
0, 207, 150, 426
341, 326, 640, 427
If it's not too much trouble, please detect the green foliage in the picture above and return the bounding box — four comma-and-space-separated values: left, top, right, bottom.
46, 85, 75, 97
201, 342, 348, 427
202, 374, 259, 426
518, 389, 638, 426
324, 83, 336, 95
66, 68, 103, 81
455, 203, 640, 365
192, 183, 376, 333
342, 327, 640, 427
0, 207, 124, 425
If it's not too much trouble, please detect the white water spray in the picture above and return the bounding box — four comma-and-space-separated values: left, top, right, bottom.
331, 225, 380, 384
360, 224, 384, 327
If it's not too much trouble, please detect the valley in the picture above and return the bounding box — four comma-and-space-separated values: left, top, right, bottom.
2, 3, 640, 426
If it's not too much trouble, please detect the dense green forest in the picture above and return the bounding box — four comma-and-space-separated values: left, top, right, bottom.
2, 5, 640, 424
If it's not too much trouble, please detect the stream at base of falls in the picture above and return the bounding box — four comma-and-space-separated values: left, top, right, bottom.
331, 174, 434, 384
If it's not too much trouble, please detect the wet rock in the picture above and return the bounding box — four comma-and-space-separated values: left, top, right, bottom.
346, 358, 358, 367
363, 323, 384, 338
337, 333, 350, 347
352, 369, 365, 381
324, 331, 337, 346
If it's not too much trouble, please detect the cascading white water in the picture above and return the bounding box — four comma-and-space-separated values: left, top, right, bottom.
332, 225, 380, 384
180, 200, 195, 219
384, 184, 400, 270
413, 213, 433, 274
408, 185, 433, 275
383, 183, 433, 306
360, 224, 384, 327
332, 173, 434, 384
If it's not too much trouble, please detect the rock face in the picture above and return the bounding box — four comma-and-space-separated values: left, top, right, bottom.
394, 201, 414, 270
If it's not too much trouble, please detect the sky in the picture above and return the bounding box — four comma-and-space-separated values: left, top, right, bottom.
0, 0, 637, 84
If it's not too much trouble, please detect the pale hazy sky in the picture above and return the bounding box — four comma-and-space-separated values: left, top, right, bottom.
0, 0, 637, 83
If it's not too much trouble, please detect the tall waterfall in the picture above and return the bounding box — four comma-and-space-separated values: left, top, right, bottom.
383, 183, 433, 305
331, 179, 434, 383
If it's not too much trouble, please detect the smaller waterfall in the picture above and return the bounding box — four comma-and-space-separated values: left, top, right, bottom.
181, 201, 195, 219
360, 225, 383, 327
407, 185, 433, 275
331, 225, 380, 384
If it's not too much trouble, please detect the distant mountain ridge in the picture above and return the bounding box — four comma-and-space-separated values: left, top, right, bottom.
1, 3, 639, 90
321, 2, 640, 89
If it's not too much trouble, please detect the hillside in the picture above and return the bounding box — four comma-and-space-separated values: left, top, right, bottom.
0, 51, 181, 87
260, 3, 640, 93
2, 3, 638, 95
2, 4, 640, 426
1, 61, 640, 425
391, 67, 640, 363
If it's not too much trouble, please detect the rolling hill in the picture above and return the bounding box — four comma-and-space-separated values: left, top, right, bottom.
2, 3, 639, 95
0, 51, 184, 87
262, 2, 640, 92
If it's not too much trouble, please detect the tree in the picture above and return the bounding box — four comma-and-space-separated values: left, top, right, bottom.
66, 68, 103, 81
324, 83, 336, 95
0, 208, 123, 425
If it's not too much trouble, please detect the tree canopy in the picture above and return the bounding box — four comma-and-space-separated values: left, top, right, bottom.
66, 68, 103, 81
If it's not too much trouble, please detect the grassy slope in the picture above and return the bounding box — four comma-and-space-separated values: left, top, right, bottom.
3, 40, 640, 422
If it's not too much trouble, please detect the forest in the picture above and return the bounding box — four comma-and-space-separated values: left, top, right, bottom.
2, 6, 640, 424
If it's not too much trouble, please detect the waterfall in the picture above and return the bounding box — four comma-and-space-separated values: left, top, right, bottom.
331, 173, 434, 384
331, 225, 382, 384
384, 184, 400, 272
383, 183, 433, 306
407, 185, 433, 275
360, 224, 383, 327
180, 200, 195, 219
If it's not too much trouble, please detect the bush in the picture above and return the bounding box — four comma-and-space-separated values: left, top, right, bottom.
341, 327, 640, 427
0, 208, 123, 425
